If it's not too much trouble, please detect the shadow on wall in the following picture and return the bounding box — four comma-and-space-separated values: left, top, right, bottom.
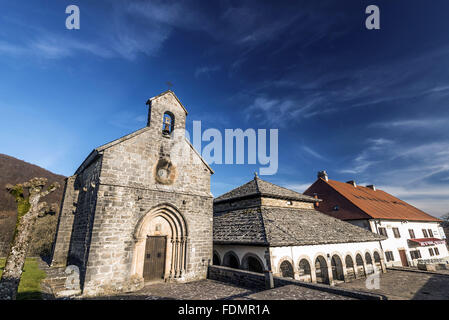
412, 274, 449, 300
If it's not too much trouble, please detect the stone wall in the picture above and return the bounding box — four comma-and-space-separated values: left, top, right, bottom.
82, 185, 213, 296
213, 197, 261, 213
260, 197, 314, 209
213, 195, 314, 214
208, 265, 266, 290
208, 265, 386, 300
51, 175, 77, 266
67, 157, 102, 281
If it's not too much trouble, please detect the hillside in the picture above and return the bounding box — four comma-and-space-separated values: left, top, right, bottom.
0, 154, 66, 256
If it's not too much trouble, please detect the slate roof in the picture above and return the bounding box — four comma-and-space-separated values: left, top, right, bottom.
305, 178, 441, 222
213, 206, 385, 246
214, 176, 318, 203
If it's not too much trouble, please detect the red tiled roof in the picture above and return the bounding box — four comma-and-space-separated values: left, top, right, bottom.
323, 179, 441, 222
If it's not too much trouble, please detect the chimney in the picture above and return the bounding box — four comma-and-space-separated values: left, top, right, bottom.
317, 170, 328, 182
313, 193, 319, 208
367, 185, 376, 191
346, 180, 357, 187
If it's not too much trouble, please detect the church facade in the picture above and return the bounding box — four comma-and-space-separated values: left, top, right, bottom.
51, 91, 214, 296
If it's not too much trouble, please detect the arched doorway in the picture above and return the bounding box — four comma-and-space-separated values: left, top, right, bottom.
132, 204, 188, 282
365, 252, 374, 275
331, 255, 345, 281
355, 254, 366, 278
213, 251, 221, 265
373, 251, 382, 272
280, 261, 294, 278
223, 251, 240, 269
298, 259, 312, 282
345, 255, 356, 281
315, 256, 329, 284
241, 254, 264, 273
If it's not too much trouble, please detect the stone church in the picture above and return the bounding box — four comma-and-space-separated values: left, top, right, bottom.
51, 90, 214, 296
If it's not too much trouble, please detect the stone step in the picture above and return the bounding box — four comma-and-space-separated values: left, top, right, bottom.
37, 258, 82, 299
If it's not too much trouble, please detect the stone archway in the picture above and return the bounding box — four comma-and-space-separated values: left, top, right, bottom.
355, 253, 366, 278
241, 253, 264, 273
280, 260, 294, 278
223, 251, 240, 269
213, 251, 221, 265
373, 251, 382, 272
365, 252, 374, 275
315, 255, 329, 284
298, 258, 312, 282
132, 204, 188, 282
345, 255, 356, 281
331, 254, 345, 281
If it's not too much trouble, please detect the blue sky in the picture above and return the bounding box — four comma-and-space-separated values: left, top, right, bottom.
1, 0, 449, 217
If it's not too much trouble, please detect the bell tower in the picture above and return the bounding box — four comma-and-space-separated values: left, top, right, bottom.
146, 90, 188, 137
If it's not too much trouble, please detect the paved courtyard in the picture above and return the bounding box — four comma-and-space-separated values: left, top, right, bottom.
336, 269, 449, 300
87, 279, 354, 300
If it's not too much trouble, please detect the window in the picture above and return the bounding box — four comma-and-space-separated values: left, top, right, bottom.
434, 247, 440, 255
393, 227, 401, 238
385, 251, 394, 262
378, 227, 388, 237
408, 229, 415, 238
410, 250, 421, 260
429, 248, 434, 256
428, 229, 434, 237
422, 229, 429, 238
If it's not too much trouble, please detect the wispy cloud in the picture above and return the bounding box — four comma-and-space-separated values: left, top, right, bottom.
370, 118, 449, 129
339, 138, 394, 175
379, 184, 449, 217
282, 182, 314, 194
245, 95, 326, 126
108, 111, 147, 130
195, 65, 221, 78
301, 145, 327, 161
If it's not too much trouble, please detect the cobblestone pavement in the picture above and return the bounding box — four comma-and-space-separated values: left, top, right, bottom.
336, 270, 449, 300
87, 280, 354, 300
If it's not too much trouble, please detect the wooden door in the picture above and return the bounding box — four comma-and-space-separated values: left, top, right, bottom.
143, 236, 167, 281
398, 249, 409, 267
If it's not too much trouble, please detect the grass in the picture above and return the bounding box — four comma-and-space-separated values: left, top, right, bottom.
0, 257, 47, 300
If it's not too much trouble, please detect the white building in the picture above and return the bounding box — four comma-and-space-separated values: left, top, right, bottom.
304, 171, 449, 268
213, 175, 387, 285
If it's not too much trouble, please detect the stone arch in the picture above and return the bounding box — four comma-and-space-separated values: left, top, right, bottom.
276, 257, 294, 276
373, 250, 382, 272
355, 253, 366, 278
314, 255, 330, 284
365, 251, 374, 275
213, 250, 221, 266
241, 253, 264, 273
297, 256, 313, 282
132, 203, 188, 281
331, 254, 345, 282
223, 251, 240, 269
280, 261, 294, 278
344, 254, 356, 281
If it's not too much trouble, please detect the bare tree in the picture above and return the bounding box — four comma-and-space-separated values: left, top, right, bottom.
0, 177, 59, 300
